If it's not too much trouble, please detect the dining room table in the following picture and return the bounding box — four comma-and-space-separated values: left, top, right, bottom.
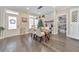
29, 27, 51, 42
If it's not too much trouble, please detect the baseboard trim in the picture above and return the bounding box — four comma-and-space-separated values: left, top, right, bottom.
67, 35, 79, 40
0, 33, 29, 40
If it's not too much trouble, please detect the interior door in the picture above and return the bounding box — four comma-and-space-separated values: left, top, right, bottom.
58, 15, 66, 34
69, 8, 79, 40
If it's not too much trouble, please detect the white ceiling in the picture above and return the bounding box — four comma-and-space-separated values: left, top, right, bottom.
26, 6, 54, 15
3, 6, 54, 15
0, 6, 72, 15
55, 6, 71, 11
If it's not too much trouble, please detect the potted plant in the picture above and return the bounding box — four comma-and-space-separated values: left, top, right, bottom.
0, 26, 5, 35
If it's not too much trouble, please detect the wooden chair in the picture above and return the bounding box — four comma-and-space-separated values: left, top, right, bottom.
44, 32, 50, 42
35, 29, 45, 42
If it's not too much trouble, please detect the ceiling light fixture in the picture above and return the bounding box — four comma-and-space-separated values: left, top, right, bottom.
6, 10, 19, 15
38, 6, 43, 9
26, 8, 29, 10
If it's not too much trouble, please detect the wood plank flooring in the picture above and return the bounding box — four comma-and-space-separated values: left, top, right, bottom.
0, 34, 79, 52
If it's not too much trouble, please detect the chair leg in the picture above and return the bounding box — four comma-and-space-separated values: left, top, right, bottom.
44, 34, 50, 42
31, 33, 32, 37
39, 37, 41, 42
33, 34, 35, 39
40, 36, 43, 42
35, 35, 38, 40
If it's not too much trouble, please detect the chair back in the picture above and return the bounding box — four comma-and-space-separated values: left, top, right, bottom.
36, 29, 41, 37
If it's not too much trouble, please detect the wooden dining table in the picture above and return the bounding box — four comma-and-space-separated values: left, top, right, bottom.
29, 27, 50, 42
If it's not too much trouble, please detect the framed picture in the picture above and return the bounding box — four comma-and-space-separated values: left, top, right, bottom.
22, 17, 27, 22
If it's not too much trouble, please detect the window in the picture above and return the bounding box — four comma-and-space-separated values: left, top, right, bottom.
72, 11, 78, 22
29, 17, 34, 29
29, 15, 38, 29
35, 19, 38, 28
8, 16, 17, 29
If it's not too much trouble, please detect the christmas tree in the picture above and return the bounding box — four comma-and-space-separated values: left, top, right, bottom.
37, 19, 44, 28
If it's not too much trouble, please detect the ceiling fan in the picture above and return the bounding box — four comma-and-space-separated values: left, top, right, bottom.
38, 6, 43, 9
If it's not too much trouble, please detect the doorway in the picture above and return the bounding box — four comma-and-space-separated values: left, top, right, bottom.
58, 15, 66, 36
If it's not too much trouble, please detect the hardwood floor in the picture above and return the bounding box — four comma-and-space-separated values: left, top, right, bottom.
48, 34, 79, 52
0, 34, 79, 52
0, 35, 54, 52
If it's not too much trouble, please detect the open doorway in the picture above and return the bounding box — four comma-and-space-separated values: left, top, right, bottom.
58, 15, 66, 36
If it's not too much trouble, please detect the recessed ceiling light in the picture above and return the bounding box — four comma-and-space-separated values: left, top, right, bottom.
26, 8, 29, 10
6, 10, 19, 15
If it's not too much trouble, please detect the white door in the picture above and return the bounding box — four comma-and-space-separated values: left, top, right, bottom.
69, 8, 79, 40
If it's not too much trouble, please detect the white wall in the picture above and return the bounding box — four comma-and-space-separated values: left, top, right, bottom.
19, 12, 29, 35
0, 8, 29, 39
0, 8, 20, 39
44, 13, 54, 27
0, 8, 6, 39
